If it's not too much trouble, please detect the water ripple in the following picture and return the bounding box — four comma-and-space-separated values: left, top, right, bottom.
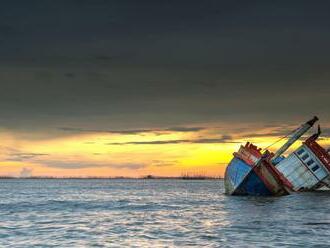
0, 179, 329, 247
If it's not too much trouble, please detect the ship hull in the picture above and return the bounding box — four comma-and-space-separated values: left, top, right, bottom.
225, 157, 273, 196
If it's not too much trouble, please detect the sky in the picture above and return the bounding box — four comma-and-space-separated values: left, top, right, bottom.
0, 0, 329, 177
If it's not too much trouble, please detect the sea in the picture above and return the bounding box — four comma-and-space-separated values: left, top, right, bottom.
0, 179, 330, 247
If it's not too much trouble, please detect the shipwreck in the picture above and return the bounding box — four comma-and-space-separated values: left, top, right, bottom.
224, 116, 330, 196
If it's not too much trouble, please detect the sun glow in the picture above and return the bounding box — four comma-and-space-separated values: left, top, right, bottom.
0, 125, 329, 178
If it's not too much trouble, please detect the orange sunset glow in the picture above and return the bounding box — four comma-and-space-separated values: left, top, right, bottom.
0, 123, 328, 178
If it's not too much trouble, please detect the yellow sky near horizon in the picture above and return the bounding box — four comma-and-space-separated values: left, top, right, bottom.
0, 125, 329, 178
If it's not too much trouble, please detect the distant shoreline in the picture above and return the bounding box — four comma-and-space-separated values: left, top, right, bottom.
0, 176, 223, 180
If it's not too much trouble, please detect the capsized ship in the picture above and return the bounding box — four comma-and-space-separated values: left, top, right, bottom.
224, 116, 330, 196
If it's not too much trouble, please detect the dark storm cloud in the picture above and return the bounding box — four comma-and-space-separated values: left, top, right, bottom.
0, 24, 16, 35
109, 140, 190, 145
58, 127, 155, 134
0, 0, 329, 131
321, 128, 330, 137
165, 127, 205, 132
58, 126, 205, 134
242, 124, 330, 139
192, 135, 234, 143
42, 161, 146, 170
5, 152, 49, 162
107, 135, 236, 145
0, 145, 50, 162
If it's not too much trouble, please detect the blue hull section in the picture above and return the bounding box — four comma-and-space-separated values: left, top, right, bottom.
235, 170, 272, 196
225, 157, 252, 192
225, 157, 272, 196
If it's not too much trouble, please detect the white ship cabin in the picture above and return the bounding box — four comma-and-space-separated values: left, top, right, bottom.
275, 144, 330, 191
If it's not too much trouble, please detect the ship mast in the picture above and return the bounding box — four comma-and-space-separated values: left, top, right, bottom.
271, 116, 319, 162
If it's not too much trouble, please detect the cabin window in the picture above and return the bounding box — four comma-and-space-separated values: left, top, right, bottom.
306, 159, 314, 166
301, 154, 309, 161
312, 165, 320, 172
297, 149, 305, 155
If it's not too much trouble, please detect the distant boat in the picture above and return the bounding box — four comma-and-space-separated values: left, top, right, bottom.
224, 116, 330, 196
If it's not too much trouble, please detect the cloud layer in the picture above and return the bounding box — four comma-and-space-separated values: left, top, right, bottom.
0, 1, 328, 131
107, 135, 236, 145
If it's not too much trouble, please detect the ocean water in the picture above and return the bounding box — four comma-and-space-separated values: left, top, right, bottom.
0, 179, 330, 247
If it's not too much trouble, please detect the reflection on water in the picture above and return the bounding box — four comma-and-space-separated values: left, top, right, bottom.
0, 179, 329, 247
